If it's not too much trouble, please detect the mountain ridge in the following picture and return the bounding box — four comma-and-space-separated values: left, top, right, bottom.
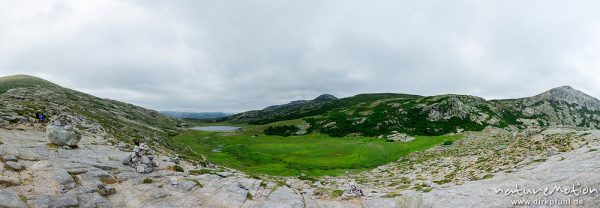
227, 85, 600, 136
0, 74, 186, 152
3, 74, 599, 138
160, 111, 232, 119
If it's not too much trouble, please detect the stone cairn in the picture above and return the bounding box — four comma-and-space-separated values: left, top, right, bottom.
122, 143, 158, 173
343, 182, 364, 198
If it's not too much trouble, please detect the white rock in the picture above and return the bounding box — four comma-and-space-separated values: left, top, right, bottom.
2, 155, 18, 161
0, 189, 26, 208
386, 133, 415, 142
262, 186, 304, 208
238, 178, 262, 190
5, 161, 24, 171
216, 172, 233, 178
46, 124, 81, 147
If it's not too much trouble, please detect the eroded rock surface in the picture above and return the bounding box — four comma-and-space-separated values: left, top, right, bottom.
1, 126, 600, 207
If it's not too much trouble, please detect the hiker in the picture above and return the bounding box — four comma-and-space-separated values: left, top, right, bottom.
38, 113, 46, 123
35, 112, 40, 122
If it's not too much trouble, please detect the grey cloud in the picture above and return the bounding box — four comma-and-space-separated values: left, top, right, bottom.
1, 0, 600, 112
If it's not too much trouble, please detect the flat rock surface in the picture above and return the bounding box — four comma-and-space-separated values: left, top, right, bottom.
1, 127, 600, 207
420, 143, 600, 208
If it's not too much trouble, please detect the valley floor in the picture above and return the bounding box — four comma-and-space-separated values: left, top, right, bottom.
1, 125, 599, 207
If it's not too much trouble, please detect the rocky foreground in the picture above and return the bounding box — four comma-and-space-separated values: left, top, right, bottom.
0, 126, 395, 208
1, 125, 599, 208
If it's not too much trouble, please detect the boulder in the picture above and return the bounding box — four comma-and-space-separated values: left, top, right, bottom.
46, 115, 82, 147
386, 132, 415, 142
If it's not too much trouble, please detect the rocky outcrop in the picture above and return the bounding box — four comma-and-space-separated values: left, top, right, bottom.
420, 138, 600, 207
386, 132, 415, 142
46, 115, 82, 147
530, 85, 600, 111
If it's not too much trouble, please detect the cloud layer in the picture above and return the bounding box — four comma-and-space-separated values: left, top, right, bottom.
2, 0, 600, 112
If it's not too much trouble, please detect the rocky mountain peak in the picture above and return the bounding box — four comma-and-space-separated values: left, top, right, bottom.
533, 85, 600, 110
314, 94, 338, 101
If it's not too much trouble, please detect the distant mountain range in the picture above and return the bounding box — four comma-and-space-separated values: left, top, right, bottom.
160, 111, 233, 119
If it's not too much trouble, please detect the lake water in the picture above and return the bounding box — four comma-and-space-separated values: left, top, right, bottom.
190, 126, 241, 132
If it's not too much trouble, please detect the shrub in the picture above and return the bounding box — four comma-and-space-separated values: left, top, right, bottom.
246, 192, 253, 200
331, 190, 344, 197
263, 125, 300, 137
482, 174, 494, 179
143, 178, 153, 184
101, 177, 118, 184
298, 175, 318, 183
184, 178, 204, 188
173, 165, 184, 172
19, 195, 27, 203
189, 169, 211, 175
382, 192, 401, 198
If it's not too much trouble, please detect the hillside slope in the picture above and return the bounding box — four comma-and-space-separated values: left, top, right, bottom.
160, 111, 232, 119
0, 75, 182, 149
227, 86, 600, 137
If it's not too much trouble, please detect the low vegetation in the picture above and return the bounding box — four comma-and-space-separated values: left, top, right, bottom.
143, 178, 154, 184
173, 165, 185, 172
263, 125, 300, 137
173, 130, 463, 176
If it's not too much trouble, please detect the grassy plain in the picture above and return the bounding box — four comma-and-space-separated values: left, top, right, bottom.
174, 124, 463, 176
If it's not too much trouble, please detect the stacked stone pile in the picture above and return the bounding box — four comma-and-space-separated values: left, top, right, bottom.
122, 143, 158, 173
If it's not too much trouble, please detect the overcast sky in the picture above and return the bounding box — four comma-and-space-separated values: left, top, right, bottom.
1, 0, 600, 112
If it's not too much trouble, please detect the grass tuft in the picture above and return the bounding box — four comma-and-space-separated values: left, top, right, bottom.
143, 178, 154, 184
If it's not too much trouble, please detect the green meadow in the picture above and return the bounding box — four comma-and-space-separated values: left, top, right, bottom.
174, 125, 463, 176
